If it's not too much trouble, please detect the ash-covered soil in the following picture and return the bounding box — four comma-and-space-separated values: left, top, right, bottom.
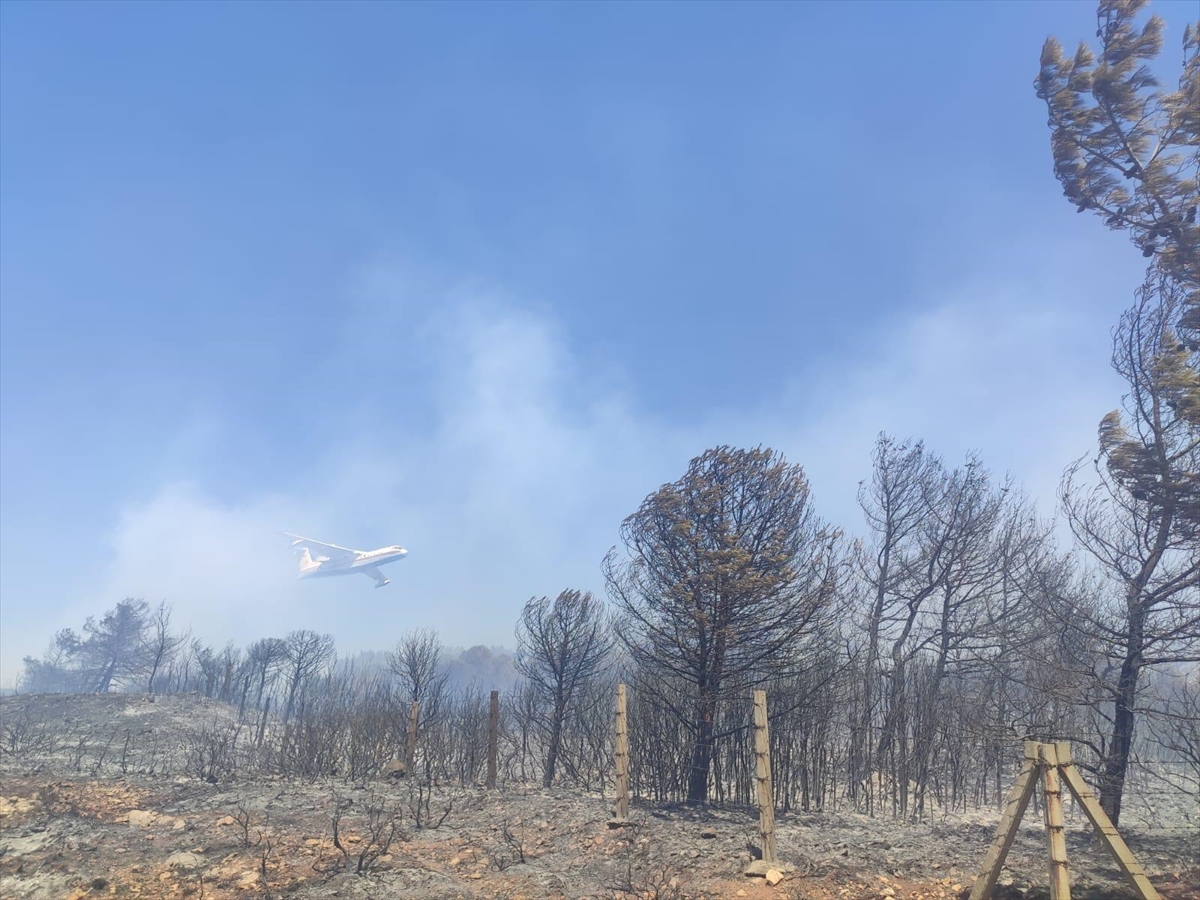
1, 694, 1196, 900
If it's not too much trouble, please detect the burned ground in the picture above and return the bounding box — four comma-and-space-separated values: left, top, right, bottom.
0, 694, 1196, 900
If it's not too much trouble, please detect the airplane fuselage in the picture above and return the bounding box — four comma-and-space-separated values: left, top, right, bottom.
303, 546, 409, 576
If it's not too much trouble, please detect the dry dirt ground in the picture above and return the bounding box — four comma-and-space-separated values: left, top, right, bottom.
1, 694, 1196, 900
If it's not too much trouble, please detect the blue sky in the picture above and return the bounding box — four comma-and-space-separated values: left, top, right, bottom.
2, 0, 1194, 685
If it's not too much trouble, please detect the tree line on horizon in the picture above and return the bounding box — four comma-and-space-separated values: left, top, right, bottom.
11, 0, 1198, 829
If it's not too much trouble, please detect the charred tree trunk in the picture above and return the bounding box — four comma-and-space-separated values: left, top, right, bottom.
96, 659, 117, 694
1100, 608, 1145, 826
543, 696, 566, 788
687, 690, 717, 804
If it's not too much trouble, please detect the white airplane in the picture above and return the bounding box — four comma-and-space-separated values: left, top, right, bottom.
283, 533, 408, 588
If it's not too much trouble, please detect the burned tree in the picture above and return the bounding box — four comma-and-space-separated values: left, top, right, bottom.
1035, 0, 1200, 827
281, 630, 336, 723
1059, 275, 1199, 825
1036, 0, 1199, 335
515, 589, 612, 787
854, 436, 1051, 818
852, 435, 942, 811
19, 629, 85, 693
906, 471, 1050, 819
142, 601, 186, 693
387, 628, 449, 772
387, 628, 448, 710
80, 598, 152, 693
190, 641, 223, 698
244, 638, 288, 712
605, 446, 840, 804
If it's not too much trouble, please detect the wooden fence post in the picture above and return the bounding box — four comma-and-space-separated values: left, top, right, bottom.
613, 683, 630, 823
753, 689, 778, 865
404, 700, 420, 773
486, 689, 499, 789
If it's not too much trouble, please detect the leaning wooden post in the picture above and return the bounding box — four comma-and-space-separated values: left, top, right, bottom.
968, 741, 1040, 900
752, 689, 778, 865
1040, 743, 1071, 900
486, 689, 499, 789
1054, 742, 1160, 900
613, 683, 630, 823
404, 700, 420, 773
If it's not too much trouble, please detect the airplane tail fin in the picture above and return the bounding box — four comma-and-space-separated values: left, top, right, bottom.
297, 547, 321, 576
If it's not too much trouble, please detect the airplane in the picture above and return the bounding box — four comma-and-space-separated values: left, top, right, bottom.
283, 533, 408, 588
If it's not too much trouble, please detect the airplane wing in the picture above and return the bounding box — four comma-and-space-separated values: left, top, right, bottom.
282, 532, 359, 563
362, 566, 390, 588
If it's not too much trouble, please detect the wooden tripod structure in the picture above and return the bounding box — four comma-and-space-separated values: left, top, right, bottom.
968, 741, 1160, 900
